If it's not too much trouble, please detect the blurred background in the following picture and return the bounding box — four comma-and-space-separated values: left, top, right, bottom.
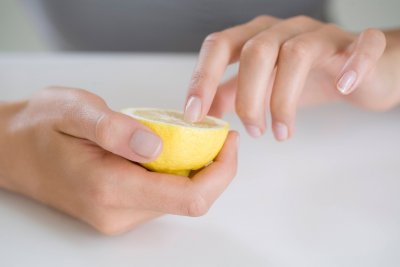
0, 0, 399, 52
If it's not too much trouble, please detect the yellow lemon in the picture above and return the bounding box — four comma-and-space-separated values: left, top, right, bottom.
121, 108, 229, 176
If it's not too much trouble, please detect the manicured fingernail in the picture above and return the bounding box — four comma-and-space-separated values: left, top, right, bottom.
337, 70, 357, 95
130, 129, 162, 159
184, 96, 202, 122
273, 122, 288, 141
245, 124, 262, 138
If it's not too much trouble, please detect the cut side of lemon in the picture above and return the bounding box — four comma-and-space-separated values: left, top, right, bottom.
121, 108, 229, 176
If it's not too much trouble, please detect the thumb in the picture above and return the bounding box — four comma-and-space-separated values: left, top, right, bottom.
54, 89, 162, 163
336, 28, 386, 95
93, 111, 163, 163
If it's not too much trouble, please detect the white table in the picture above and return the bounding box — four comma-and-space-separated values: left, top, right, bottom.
1, 54, 399, 267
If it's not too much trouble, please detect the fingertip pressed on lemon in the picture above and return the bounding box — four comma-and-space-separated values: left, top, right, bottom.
121, 108, 229, 176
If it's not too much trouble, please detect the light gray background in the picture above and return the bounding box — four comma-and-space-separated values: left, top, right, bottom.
0, 0, 399, 52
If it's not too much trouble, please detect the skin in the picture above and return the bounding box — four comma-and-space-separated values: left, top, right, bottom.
0, 87, 239, 235
1, 15, 400, 235
184, 15, 400, 140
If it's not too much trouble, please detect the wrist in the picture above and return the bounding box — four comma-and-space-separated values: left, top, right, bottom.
0, 100, 28, 190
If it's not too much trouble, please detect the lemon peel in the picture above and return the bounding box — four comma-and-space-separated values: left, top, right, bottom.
121, 108, 229, 176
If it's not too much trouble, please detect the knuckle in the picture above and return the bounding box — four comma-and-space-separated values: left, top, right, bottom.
321, 23, 339, 32
242, 39, 276, 59
54, 87, 107, 108
235, 101, 261, 123
183, 192, 209, 217
37, 87, 85, 104
62, 87, 98, 102
95, 112, 115, 150
291, 15, 314, 25
251, 15, 274, 24
68, 88, 92, 99
286, 16, 320, 32
47, 86, 107, 119
92, 215, 125, 236
281, 39, 310, 59
203, 32, 230, 50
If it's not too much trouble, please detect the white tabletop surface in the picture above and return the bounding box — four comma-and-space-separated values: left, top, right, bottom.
0, 53, 399, 267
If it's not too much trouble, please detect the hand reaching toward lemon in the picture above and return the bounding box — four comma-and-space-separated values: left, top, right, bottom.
184, 15, 400, 141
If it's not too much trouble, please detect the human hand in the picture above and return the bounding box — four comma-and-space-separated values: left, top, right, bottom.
184, 15, 400, 141
0, 87, 238, 235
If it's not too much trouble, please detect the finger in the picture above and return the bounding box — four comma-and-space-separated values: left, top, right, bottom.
184, 16, 279, 122
118, 131, 239, 217
270, 24, 350, 141
236, 16, 321, 137
87, 208, 162, 236
51, 87, 162, 163
190, 131, 239, 209
336, 28, 386, 95
208, 76, 238, 118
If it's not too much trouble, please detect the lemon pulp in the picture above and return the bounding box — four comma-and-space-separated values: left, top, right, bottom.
121, 108, 229, 176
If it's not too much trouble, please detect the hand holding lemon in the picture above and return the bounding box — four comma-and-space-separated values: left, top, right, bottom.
0, 87, 238, 234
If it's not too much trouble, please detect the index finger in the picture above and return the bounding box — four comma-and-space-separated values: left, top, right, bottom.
183, 16, 279, 122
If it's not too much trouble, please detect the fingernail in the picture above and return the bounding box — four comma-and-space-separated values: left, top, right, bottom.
337, 70, 357, 95
245, 124, 262, 138
273, 122, 288, 141
129, 129, 162, 159
184, 96, 202, 122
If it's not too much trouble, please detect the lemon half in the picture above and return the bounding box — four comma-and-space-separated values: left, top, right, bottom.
121, 108, 229, 176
